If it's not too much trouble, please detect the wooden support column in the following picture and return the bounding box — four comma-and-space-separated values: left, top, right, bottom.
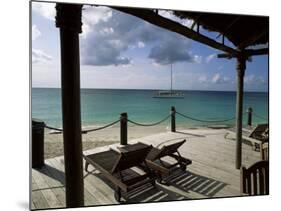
235, 54, 246, 169
55, 4, 84, 207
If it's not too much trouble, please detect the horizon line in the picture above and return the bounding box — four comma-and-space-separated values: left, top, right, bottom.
32, 86, 269, 93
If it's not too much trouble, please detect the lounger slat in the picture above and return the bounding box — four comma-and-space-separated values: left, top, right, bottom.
85, 150, 119, 172
83, 143, 155, 202
145, 139, 192, 183
112, 145, 152, 173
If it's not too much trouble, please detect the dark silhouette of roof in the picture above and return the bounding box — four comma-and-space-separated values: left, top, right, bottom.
173, 11, 269, 49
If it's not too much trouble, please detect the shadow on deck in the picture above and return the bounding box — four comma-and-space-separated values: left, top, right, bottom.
32, 128, 262, 209
33, 162, 227, 208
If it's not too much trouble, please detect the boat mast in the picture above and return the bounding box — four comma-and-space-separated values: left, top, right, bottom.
170, 63, 173, 92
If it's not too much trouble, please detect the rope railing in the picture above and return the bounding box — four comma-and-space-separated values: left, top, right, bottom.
42, 110, 267, 134
253, 113, 268, 121
127, 114, 171, 127
175, 111, 242, 123
82, 119, 120, 133
32, 106, 268, 168
44, 124, 63, 132
44, 119, 120, 134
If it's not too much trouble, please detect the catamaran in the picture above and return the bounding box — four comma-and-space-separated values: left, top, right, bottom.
153, 63, 184, 98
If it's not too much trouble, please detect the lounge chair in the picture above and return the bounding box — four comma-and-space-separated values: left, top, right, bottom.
145, 139, 192, 184
83, 144, 155, 202
227, 123, 269, 151
241, 160, 269, 195
248, 124, 269, 140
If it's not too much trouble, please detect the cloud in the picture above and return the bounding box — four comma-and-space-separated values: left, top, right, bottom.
32, 5, 202, 67
193, 55, 203, 64
32, 2, 56, 20
81, 6, 113, 38
148, 37, 196, 65
81, 8, 155, 66
137, 41, 145, 48
244, 75, 267, 85
205, 53, 216, 63
32, 49, 52, 63
32, 25, 41, 41
81, 7, 201, 66
198, 75, 208, 83
148, 38, 201, 65
211, 73, 230, 84
158, 10, 193, 28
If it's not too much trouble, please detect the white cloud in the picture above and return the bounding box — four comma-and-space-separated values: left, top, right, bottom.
32, 2, 56, 20
244, 75, 266, 85
211, 73, 230, 84
82, 6, 112, 38
193, 55, 202, 64
158, 10, 193, 28
205, 54, 216, 63
81, 8, 201, 66
198, 75, 208, 83
148, 37, 196, 65
137, 41, 145, 48
32, 25, 41, 41
32, 49, 52, 63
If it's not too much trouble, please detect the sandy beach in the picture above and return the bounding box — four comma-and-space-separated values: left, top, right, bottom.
43, 123, 220, 159
44, 124, 168, 158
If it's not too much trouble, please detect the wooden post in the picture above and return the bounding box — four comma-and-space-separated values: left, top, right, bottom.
247, 107, 253, 127
120, 113, 128, 145
32, 119, 45, 168
235, 54, 246, 169
171, 106, 176, 132
55, 4, 84, 207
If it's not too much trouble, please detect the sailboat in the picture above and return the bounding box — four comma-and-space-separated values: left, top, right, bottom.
153, 63, 184, 98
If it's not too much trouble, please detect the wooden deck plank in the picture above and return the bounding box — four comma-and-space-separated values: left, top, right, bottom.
47, 158, 99, 206
32, 128, 263, 209
40, 160, 66, 207
31, 176, 50, 209
49, 155, 109, 206
32, 168, 63, 208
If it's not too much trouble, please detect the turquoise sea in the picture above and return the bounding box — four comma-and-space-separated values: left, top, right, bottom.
32, 88, 269, 128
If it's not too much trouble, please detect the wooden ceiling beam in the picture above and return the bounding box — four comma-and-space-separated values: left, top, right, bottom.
112, 7, 238, 55
245, 48, 269, 56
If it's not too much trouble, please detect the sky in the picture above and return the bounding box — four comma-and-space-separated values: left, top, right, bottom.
31, 2, 269, 92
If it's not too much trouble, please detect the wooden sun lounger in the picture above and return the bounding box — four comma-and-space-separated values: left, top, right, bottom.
83, 144, 155, 202
227, 124, 269, 151
145, 139, 192, 184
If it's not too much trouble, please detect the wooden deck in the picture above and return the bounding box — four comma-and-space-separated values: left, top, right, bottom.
31, 128, 262, 210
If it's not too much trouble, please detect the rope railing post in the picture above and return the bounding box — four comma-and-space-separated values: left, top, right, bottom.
171, 106, 176, 132
32, 119, 45, 168
247, 107, 253, 127
120, 112, 128, 145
